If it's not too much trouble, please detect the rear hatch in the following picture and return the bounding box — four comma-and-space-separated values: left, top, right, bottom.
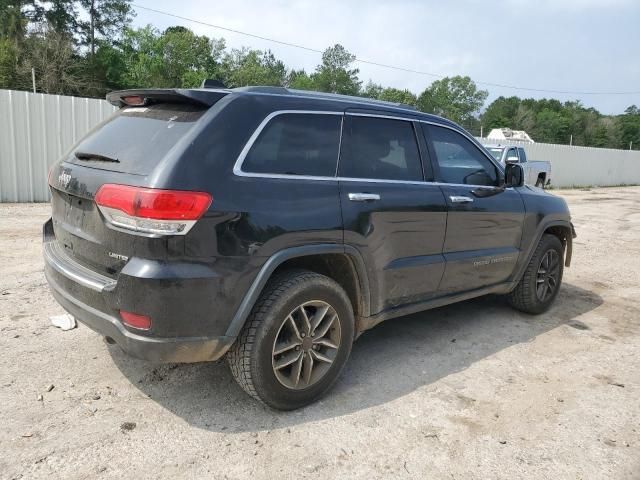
48, 93, 221, 277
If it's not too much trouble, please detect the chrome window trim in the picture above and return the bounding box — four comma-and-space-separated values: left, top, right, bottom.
233, 109, 506, 188
345, 112, 504, 174
232, 110, 343, 180
338, 112, 425, 183
334, 115, 345, 177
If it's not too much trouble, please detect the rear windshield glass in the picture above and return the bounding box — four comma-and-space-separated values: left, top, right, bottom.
487, 148, 503, 161
68, 103, 206, 175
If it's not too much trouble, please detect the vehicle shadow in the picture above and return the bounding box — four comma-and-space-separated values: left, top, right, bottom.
108, 282, 602, 432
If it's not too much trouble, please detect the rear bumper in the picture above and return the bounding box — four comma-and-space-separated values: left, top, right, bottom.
45, 269, 233, 362
43, 219, 235, 363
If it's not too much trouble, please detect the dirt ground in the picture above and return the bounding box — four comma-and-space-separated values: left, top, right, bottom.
1, 187, 639, 480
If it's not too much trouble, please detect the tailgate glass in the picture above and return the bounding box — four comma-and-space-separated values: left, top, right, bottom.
67, 103, 206, 175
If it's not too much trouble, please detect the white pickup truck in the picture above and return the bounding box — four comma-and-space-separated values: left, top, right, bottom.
485, 145, 551, 188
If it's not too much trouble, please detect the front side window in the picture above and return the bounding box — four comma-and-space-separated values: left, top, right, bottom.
339, 116, 423, 181
242, 113, 341, 177
428, 125, 498, 186
506, 148, 519, 161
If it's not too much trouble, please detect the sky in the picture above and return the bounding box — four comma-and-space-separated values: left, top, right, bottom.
130, 0, 640, 115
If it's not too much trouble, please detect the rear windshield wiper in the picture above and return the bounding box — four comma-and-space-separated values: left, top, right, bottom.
74, 151, 120, 163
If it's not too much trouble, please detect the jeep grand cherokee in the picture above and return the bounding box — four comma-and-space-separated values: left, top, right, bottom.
44, 86, 575, 409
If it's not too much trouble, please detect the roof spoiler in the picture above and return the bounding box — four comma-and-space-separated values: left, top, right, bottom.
106, 88, 228, 108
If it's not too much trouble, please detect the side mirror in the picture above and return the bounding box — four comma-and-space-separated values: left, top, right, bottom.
506, 156, 519, 164
505, 163, 524, 187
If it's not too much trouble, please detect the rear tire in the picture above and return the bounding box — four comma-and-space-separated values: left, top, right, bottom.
227, 269, 354, 410
508, 234, 563, 314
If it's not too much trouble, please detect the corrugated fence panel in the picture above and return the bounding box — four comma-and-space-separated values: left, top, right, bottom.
0, 89, 116, 202
478, 137, 640, 188
2, 88, 640, 201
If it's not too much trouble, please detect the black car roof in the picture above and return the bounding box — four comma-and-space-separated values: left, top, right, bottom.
106, 86, 457, 128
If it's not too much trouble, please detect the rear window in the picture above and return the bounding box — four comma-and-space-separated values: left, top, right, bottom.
68, 103, 206, 175
488, 148, 503, 161
242, 113, 341, 177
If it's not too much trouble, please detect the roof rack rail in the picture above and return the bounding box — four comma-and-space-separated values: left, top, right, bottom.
233, 86, 290, 94
230, 86, 418, 111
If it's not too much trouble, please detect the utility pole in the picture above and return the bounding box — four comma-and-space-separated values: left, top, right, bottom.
631, 141, 634, 151
569, 134, 573, 146
31, 68, 36, 93
480, 125, 484, 138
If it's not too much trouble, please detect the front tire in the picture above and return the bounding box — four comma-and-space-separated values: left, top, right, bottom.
535, 177, 545, 188
227, 269, 354, 410
508, 234, 564, 314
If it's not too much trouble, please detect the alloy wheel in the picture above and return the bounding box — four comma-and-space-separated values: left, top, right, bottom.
536, 249, 560, 302
271, 300, 341, 390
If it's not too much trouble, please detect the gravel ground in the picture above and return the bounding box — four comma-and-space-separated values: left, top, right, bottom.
1, 187, 639, 480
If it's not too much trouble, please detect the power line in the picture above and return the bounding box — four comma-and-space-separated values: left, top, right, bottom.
131, 3, 640, 96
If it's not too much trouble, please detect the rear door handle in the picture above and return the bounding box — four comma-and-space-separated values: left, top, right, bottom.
449, 195, 474, 204
348, 193, 381, 202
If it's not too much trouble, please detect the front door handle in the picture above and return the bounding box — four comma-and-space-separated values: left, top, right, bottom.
348, 193, 381, 202
449, 195, 474, 204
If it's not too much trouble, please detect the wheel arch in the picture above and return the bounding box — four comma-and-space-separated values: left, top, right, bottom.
543, 222, 574, 267
224, 244, 370, 338
510, 219, 575, 289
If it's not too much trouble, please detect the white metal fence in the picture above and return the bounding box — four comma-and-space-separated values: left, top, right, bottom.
1, 89, 639, 202
478, 137, 640, 188
0, 90, 116, 202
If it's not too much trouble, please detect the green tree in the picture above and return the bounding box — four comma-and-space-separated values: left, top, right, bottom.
0, 38, 18, 87
311, 44, 361, 95
43, 0, 78, 36
418, 76, 488, 124
105, 26, 225, 90
116, 26, 166, 88
616, 106, 640, 150
222, 47, 286, 87
361, 82, 417, 106
286, 69, 316, 90
534, 108, 570, 143
480, 96, 521, 131
377, 87, 417, 106
78, 0, 134, 57
1, 1, 42, 46
160, 26, 223, 87
16, 26, 88, 94
361, 81, 383, 99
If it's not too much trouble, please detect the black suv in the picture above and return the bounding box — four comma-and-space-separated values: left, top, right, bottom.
44, 86, 575, 409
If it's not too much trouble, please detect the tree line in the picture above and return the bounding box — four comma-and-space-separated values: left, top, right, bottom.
1, 0, 638, 150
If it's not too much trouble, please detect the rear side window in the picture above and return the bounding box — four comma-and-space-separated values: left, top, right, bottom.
427, 125, 498, 186
339, 116, 423, 181
242, 113, 341, 177
518, 147, 527, 162
69, 103, 206, 175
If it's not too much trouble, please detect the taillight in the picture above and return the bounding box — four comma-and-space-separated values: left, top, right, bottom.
95, 184, 211, 235
122, 95, 146, 106
120, 310, 152, 330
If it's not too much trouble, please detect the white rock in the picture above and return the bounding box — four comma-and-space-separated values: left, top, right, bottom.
50, 314, 77, 331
